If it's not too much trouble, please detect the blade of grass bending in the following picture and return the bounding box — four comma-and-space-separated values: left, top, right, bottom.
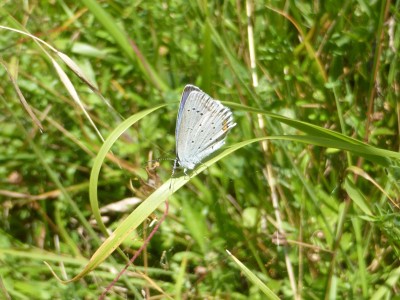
51, 138, 262, 282
226, 102, 400, 165
50, 113, 400, 282
90, 104, 168, 237
99, 201, 170, 300
226, 250, 280, 300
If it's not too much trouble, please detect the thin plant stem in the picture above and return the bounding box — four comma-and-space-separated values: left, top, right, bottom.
99, 200, 169, 299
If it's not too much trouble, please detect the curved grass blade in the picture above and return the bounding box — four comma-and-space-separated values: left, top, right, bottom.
226, 250, 280, 300
226, 102, 400, 166
47, 101, 399, 282
51, 137, 267, 282
90, 104, 168, 236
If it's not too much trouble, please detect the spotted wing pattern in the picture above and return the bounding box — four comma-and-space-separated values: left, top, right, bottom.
175, 85, 236, 171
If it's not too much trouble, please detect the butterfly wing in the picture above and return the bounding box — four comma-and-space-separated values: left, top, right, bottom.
175, 85, 201, 141
176, 88, 236, 170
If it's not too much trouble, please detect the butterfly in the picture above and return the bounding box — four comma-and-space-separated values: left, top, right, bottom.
172, 84, 236, 176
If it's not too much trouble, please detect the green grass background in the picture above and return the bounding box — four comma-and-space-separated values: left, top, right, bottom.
0, 1, 399, 299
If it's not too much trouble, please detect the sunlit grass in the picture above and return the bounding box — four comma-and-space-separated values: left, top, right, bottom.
0, 1, 399, 299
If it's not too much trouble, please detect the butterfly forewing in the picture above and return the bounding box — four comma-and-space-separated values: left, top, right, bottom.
175, 85, 201, 140
176, 91, 210, 168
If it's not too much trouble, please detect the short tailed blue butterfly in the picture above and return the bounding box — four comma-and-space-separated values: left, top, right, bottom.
172, 85, 236, 176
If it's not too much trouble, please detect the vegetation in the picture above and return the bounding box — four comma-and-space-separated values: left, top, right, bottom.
0, 1, 399, 299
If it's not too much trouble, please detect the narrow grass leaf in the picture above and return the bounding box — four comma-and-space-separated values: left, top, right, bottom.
371, 266, 400, 300
344, 177, 373, 216
226, 250, 280, 300
1, 61, 43, 131
79, 0, 168, 91
90, 104, 168, 236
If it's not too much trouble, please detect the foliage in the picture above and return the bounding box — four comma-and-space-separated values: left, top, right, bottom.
0, 0, 399, 299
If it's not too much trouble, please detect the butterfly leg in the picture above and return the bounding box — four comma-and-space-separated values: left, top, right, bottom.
169, 159, 180, 190
172, 159, 178, 178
